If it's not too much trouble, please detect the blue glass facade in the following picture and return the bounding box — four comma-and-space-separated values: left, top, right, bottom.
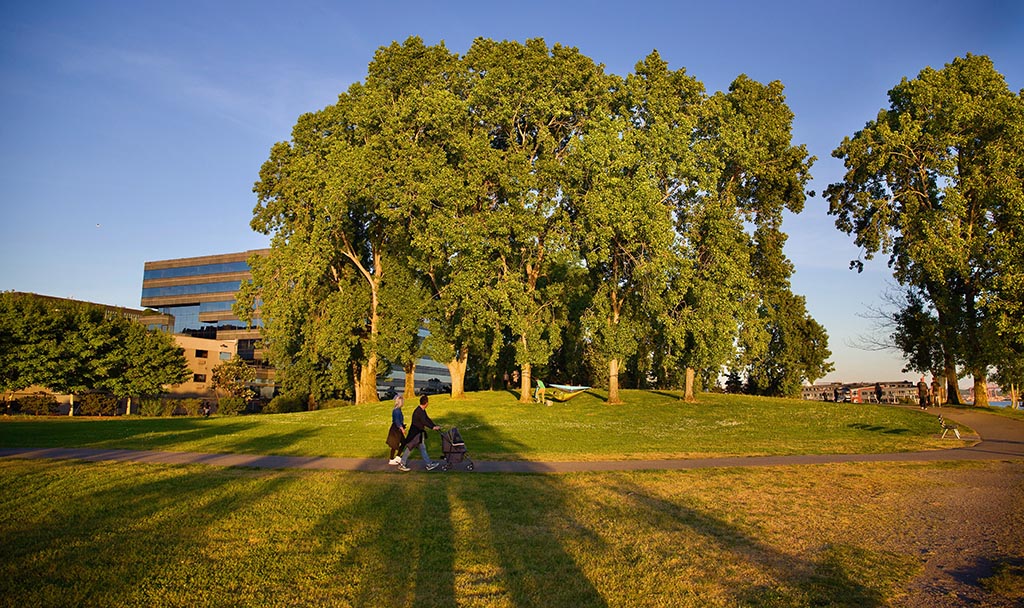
143, 261, 251, 280
142, 281, 244, 299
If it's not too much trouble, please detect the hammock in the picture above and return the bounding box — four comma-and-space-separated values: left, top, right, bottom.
546, 384, 591, 401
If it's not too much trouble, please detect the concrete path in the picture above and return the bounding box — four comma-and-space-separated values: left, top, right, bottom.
2, 407, 1022, 473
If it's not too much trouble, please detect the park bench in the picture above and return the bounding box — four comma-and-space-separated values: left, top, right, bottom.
938, 415, 961, 439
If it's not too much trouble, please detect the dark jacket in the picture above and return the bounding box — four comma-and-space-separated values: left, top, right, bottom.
402, 405, 437, 449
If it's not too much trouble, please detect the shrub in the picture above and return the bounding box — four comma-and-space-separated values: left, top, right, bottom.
178, 399, 203, 416
217, 396, 246, 416
76, 393, 119, 416
264, 393, 308, 414
17, 393, 59, 416
318, 398, 354, 409
138, 397, 166, 417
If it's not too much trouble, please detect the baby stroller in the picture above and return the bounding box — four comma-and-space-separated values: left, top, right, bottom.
439, 427, 474, 471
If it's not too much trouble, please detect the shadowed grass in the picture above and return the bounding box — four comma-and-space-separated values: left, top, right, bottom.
0, 391, 964, 461
3, 459, 1020, 607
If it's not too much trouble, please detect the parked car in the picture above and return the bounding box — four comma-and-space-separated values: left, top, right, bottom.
421, 378, 450, 395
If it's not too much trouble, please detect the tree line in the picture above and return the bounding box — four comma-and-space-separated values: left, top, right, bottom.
0, 292, 191, 414
236, 37, 833, 404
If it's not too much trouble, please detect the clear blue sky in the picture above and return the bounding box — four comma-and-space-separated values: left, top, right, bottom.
1, 0, 1021, 384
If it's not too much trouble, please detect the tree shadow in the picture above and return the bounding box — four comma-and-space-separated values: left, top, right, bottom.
650, 390, 686, 401
1, 459, 300, 605
603, 477, 891, 607
847, 423, 911, 435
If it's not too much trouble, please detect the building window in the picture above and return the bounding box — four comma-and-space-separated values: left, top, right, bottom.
219, 352, 231, 361
196, 350, 208, 358
193, 374, 207, 383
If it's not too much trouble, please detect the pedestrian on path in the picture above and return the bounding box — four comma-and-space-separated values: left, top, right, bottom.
398, 395, 441, 472
918, 376, 929, 409
385, 395, 406, 465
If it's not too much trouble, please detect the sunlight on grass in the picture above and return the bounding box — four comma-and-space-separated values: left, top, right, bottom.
0, 391, 965, 461
4, 459, 1018, 607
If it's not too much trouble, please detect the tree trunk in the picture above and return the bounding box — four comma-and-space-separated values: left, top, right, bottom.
403, 361, 417, 399
446, 347, 468, 399
943, 362, 962, 406
126, 396, 133, 416
357, 354, 379, 404
520, 362, 533, 404
608, 358, 622, 404
68, 393, 75, 416
972, 370, 989, 407
684, 368, 696, 402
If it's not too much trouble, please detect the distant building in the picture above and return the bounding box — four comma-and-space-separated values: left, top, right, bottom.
167, 335, 238, 398
801, 381, 917, 404
141, 249, 275, 398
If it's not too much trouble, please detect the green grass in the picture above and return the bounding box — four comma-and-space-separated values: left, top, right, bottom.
5, 458, 1020, 607
0, 391, 962, 460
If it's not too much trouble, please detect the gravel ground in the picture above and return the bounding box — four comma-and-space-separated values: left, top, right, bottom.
885, 462, 1024, 607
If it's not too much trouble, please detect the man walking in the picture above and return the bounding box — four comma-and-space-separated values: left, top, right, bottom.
398, 395, 442, 472
917, 376, 929, 409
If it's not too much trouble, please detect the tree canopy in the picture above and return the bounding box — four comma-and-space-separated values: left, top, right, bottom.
0, 292, 190, 412
825, 54, 1023, 406
244, 37, 825, 403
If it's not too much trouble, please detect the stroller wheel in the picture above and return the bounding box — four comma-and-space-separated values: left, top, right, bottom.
466, 462, 475, 471
442, 463, 450, 471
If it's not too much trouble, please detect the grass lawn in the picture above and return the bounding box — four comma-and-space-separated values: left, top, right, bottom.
0, 391, 965, 461
2, 458, 1021, 607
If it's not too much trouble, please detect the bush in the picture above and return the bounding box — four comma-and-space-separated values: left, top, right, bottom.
16, 393, 59, 416
76, 393, 119, 416
138, 398, 167, 417
217, 396, 246, 416
318, 398, 354, 410
178, 399, 203, 416
264, 393, 308, 414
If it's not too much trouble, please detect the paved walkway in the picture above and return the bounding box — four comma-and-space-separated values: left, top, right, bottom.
2, 407, 1022, 473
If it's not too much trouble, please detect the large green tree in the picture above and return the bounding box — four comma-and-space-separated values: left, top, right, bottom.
96, 320, 190, 414
463, 38, 609, 402
569, 53, 700, 404
825, 54, 1023, 406
248, 38, 467, 403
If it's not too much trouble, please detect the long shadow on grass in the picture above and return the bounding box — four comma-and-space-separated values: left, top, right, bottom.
307, 415, 607, 608
0, 417, 255, 451
0, 461, 300, 606
603, 477, 893, 607
445, 414, 608, 607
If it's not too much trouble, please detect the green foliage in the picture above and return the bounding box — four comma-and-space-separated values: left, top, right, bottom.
826, 54, 1023, 402
245, 38, 824, 404
217, 396, 246, 416
211, 356, 256, 400
11, 393, 59, 416
75, 393, 119, 417
0, 292, 190, 405
264, 392, 308, 414
745, 290, 834, 397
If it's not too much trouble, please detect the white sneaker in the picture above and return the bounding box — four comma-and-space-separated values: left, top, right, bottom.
426, 462, 440, 471
398, 464, 410, 472
388, 457, 401, 465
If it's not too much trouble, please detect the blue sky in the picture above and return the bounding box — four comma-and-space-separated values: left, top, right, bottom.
1, 0, 1021, 383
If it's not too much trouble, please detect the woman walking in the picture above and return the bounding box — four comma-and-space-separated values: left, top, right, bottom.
386, 395, 406, 465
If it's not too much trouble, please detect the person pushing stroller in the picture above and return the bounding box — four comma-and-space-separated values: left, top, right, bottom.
398, 395, 441, 472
